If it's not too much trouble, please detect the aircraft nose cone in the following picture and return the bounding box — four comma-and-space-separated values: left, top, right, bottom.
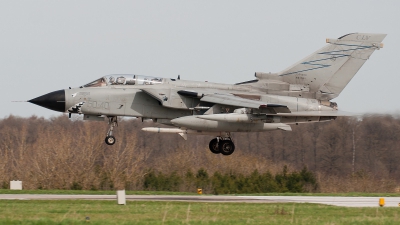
29, 89, 66, 112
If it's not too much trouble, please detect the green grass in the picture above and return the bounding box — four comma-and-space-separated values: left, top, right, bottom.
0, 189, 195, 195
0, 200, 399, 224
1, 189, 400, 197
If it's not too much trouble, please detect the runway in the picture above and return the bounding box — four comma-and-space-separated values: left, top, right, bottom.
1, 194, 400, 207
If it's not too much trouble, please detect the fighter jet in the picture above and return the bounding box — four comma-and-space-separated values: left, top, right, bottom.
29, 33, 386, 155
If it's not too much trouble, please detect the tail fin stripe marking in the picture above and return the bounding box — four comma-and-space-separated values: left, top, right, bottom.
318, 53, 351, 56
305, 55, 349, 63
335, 43, 375, 47
280, 53, 348, 76
302, 63, 330, 67
319, 46, 371, 55
279, 42, 376, 76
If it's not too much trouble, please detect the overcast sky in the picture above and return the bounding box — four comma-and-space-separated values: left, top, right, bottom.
1, 1, 399, 118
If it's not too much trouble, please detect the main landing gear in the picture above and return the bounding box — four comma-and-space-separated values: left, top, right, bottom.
105, 116, 117, 145
209, 135, 235, 156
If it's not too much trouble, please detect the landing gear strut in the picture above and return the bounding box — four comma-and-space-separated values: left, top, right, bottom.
208, 135, 235, 156
105, 116, 117, 145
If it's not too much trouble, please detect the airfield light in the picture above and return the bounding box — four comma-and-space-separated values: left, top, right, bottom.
379, 198, 385, 207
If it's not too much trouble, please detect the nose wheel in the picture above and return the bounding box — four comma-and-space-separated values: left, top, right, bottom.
208, 136, 235, 155
105, 136, 116, 145
105, 116, 118, 145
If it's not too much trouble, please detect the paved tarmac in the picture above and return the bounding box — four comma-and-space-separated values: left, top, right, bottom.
1, 194, 400, 207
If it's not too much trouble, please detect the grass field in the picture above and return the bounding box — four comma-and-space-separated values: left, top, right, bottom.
0, 189, 195, 195
0, 200, 399, 225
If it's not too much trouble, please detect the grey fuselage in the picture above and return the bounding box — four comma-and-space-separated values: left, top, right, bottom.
65, 77, 335, 128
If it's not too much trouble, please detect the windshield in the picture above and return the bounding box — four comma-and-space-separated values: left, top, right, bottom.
83, 75, 164, 87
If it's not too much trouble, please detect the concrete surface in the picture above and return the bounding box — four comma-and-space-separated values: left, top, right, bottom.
1, 194, 400, 207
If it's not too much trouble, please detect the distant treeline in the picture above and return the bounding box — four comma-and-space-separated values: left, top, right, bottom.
0, 114, 399, 193
143, 166, 317, 194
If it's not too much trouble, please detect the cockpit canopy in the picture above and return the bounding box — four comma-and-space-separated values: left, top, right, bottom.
83, 75, 164, 88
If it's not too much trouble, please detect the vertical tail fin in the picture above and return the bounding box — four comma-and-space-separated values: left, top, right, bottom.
278, 33, 386, 100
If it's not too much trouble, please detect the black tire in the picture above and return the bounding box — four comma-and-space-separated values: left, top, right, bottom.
105, 136, 116, 145
209, 138, 220, 154
219, 140, 235, 155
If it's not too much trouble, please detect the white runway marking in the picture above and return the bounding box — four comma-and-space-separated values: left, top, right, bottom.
1, 194, 399, 207
240, 196, 400, 207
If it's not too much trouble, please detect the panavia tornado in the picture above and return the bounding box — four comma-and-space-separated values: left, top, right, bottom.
29, 33, 386, 155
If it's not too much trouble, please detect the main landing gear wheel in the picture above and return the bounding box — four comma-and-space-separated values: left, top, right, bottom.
219, 140, 235, 155
209, 138, 220, 154
208, 134, 235, 156
105, 136, 116, 145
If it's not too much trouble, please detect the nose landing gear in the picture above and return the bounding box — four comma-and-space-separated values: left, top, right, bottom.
208, 134, 235, 155
105, 116, 118, 145
105, 136, 116, 145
